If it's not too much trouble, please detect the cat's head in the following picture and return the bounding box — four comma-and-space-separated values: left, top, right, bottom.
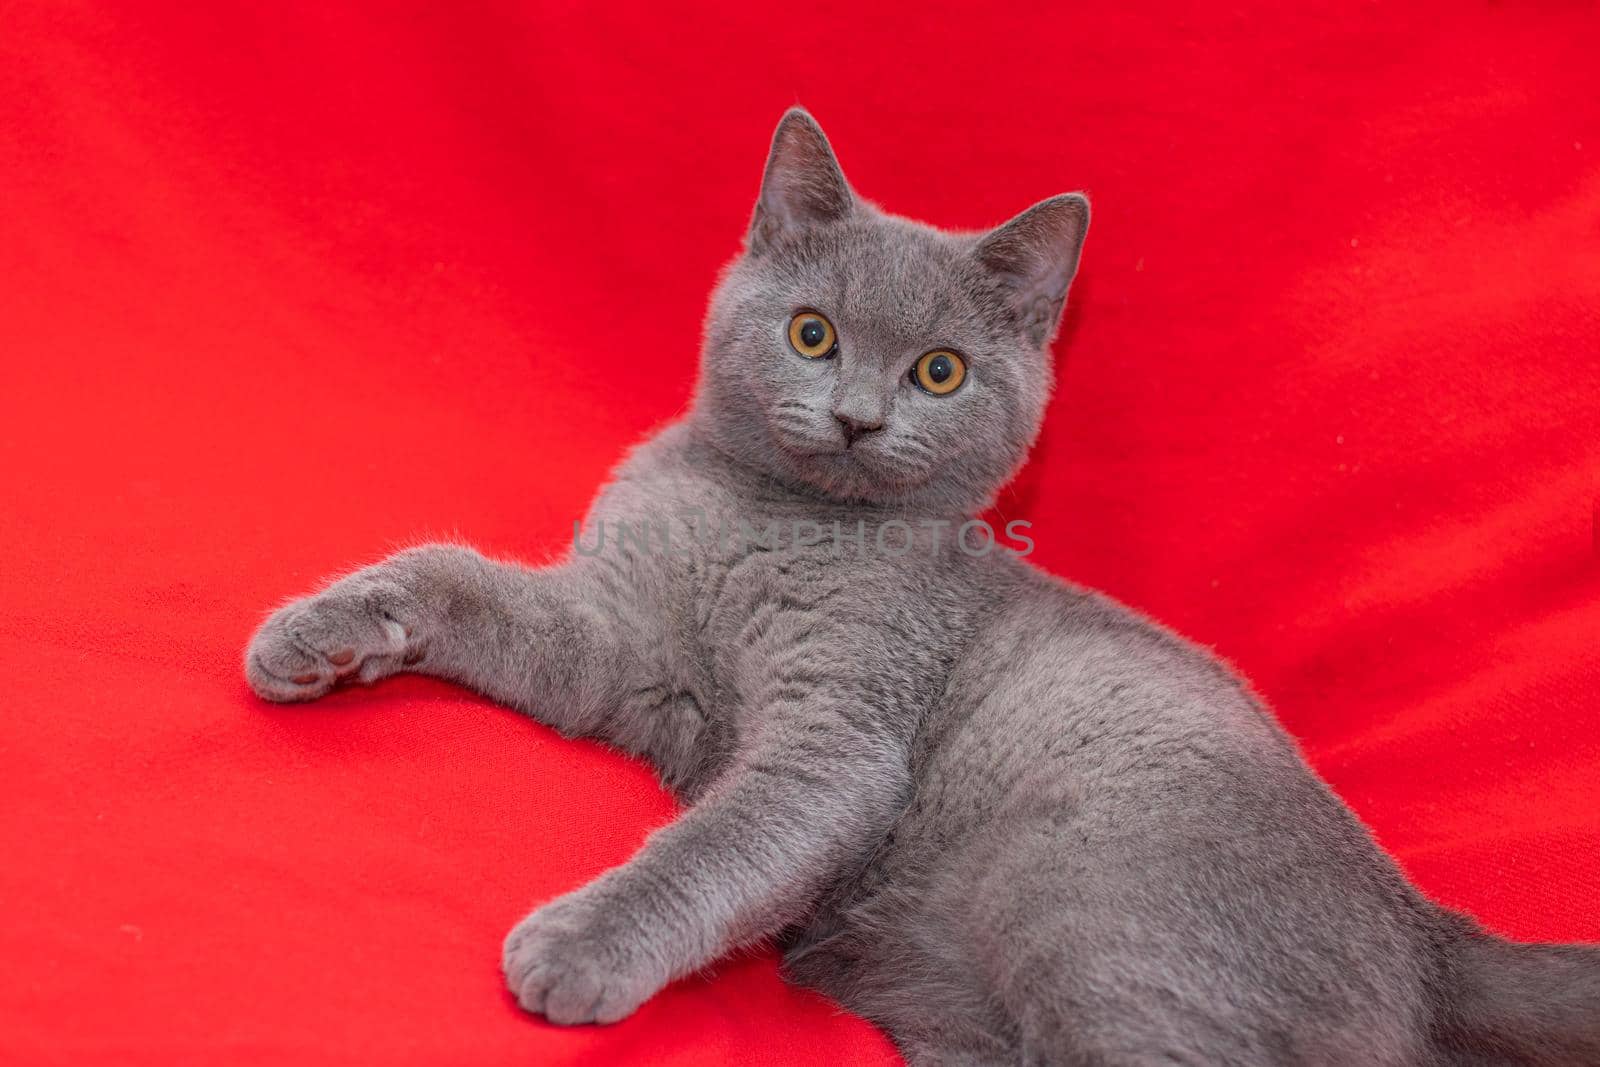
693, 108, 1088, 514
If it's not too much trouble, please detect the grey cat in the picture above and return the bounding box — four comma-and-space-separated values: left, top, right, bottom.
245, 109, 1600, 1065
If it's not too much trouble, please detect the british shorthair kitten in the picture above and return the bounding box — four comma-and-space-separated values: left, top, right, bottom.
247, 109, 1598, 1065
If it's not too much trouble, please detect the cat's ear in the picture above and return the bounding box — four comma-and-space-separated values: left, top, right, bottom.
974, 193, 1090, 346
747, 108, 855, 251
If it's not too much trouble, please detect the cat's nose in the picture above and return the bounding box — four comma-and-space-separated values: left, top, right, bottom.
835, 412, 884, 446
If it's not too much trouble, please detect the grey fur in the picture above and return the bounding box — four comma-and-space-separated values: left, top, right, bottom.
245, 109, 1600, 1064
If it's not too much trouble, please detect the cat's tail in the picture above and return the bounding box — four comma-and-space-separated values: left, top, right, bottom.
1433, 928, 1600, 1065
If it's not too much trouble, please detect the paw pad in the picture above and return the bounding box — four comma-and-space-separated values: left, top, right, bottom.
244, 579, 417, 703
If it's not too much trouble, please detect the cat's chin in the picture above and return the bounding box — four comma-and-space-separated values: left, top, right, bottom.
781, 446, 932, 506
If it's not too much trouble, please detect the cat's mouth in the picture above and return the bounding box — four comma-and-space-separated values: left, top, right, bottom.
760, 412, 939, 501
787, 440, 934, 500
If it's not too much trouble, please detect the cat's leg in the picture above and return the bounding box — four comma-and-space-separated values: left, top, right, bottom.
501, 709, 911, 1024
244, 544, 644, 736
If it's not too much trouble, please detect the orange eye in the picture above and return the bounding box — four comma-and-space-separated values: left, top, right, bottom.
913, 349, 966, 395
788, 311, 837, 358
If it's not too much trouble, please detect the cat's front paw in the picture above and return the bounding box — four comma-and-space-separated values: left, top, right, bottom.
502, 887, 667, 1026
245, 577, 420, 702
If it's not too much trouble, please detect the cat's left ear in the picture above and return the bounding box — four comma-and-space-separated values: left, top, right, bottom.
974, 193, 1090, 346
747, 108, 855, 252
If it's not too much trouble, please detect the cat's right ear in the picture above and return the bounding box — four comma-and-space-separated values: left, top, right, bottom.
747, 108, 855, 252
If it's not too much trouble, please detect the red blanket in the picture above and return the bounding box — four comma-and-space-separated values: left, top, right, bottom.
3, 3, 1596, 1064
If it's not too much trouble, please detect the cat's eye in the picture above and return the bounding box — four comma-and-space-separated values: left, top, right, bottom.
912, 349, 967, 395
788, 311, 837, 359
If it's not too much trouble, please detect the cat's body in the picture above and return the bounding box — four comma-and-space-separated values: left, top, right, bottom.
606, 425, 1443, 1063
246, 111, 1599, 1064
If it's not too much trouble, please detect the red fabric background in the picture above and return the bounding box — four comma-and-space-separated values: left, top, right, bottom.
2, 3, 1597, 1064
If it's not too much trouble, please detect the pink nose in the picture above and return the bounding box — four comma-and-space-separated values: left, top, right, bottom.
835, 413, 884, 445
